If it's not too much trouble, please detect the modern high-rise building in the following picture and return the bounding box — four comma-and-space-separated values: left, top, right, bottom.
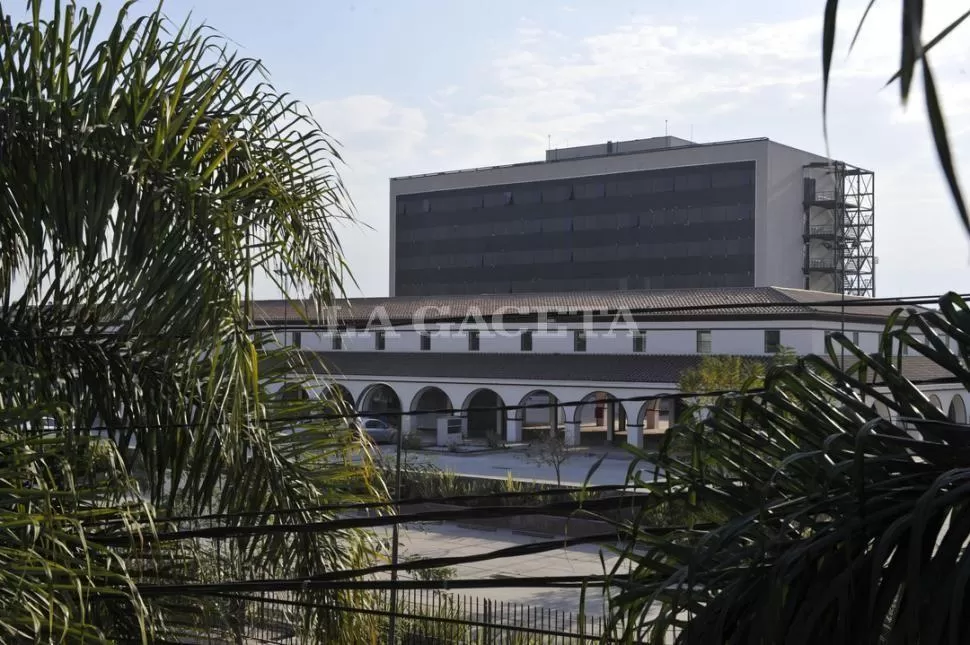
389, 136, 874, 297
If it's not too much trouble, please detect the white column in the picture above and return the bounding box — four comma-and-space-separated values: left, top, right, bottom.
564, 421, 582, 447
626, 422, 643, 449
506, 417, 522, 443
399, 413, 415, 437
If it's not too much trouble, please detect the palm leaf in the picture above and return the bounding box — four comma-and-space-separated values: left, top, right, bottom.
0, 0, 384, 641
608, 292, 970, 643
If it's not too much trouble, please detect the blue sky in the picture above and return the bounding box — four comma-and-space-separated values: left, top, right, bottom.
20, 0, 970, 298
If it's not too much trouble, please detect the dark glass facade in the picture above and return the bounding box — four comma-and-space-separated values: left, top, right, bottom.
394, 161, 756, 295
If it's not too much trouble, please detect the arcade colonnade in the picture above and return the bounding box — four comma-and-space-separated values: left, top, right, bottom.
310, 380, 970, 448
311, 378, 678, 447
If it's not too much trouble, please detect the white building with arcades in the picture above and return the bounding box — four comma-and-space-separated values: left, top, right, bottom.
254, 286, 965, 448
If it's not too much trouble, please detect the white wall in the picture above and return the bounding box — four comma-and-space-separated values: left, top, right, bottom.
273, 319, 906, 358
759, 142, 831, 290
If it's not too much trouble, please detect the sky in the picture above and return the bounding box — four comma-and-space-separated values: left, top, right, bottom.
23, 0, 970, 299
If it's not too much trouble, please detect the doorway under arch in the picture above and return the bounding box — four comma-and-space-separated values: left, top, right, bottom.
410, 386, 455, 433
518, 390, 564, 442
574, 391, 626, 446
357, 383, 403, 429
948, 395, 967, 424
323, 384, 355, 412
638, 396, 677, 437
463, 389, 507, 440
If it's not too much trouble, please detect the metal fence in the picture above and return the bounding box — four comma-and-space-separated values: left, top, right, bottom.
233, 587, 617, 644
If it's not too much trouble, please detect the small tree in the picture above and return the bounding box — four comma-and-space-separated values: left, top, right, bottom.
674, 350, 799, 463
679, 355, 766, 406
524, 430, 570, 486
679, 348, 799, 405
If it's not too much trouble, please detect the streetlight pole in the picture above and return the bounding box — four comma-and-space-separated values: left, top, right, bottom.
387, 415, 404, 644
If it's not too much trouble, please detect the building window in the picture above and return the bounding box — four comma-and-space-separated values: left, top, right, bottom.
420, 332, 431, 351
421, 198, 431, 212
468, 330, 480, 351
574, 330, 587, 352
696, 330, 712, 354
764, 329, 781, 354
375, 330, 385, 351
332, 332, 342, 350
521, 330, 533, 352
633, 330, 646, 353
292, 331, 302, 348
851, 331, 860, 345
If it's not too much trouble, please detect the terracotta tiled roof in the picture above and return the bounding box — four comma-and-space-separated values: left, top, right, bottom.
253, 287, 914, 327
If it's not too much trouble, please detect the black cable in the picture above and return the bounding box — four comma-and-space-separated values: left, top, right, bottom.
252, 291, 959, 331
33, 374, 967, 433
295, 531, 622, 586
153, 483, 638, 524
1, 291, 961, 339
92, 494, 651, 545
136, 573, 623, 596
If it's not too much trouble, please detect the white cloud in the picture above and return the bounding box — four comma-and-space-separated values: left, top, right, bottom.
310, 95, 427, 174
306, 95, 428, 297
305, 4, 970, 298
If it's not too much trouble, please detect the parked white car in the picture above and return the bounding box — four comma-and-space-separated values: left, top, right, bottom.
356, 417, 398, 444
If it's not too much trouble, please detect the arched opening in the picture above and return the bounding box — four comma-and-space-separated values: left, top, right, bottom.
928, 393, 943, 412
463, 389, 507, 440
278, 381, 310, 402
323, 384, 355, 412
638, 396, 677, 439
574, 391, 627, 446
410, 387, 455, 434
357, 384, 403, 430
948, 395, 967, 424
518, 390, 564, 442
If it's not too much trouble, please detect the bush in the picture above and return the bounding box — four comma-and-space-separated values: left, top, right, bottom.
484, 431, 505, 449
401, 432, 423, 451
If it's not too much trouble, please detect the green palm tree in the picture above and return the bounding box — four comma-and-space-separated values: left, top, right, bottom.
608, 294, 970, 643
605, 6, 970, 642
0, 1, 384, 642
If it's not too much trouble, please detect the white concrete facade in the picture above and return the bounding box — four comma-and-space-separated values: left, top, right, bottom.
313, 375, 677, 449
258, 290, 947, 450
282, 320, 916, 359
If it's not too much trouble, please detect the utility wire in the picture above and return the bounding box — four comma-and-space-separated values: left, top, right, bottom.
1, 291, 962, 339
92, 494, 660, 545
152, 483, 638, 524
252, 292, 961, 331
31, 374, 966, 434
137, 573, 623, 596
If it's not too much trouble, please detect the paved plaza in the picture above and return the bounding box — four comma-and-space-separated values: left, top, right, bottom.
385, 522, 631, 617
380, 444, 660, 486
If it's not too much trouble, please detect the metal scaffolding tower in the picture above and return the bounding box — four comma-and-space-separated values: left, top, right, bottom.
802, 161, 875, 297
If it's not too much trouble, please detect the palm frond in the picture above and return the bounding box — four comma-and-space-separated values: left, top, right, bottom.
609, 292, 970, 644
0, 1, 382, 641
